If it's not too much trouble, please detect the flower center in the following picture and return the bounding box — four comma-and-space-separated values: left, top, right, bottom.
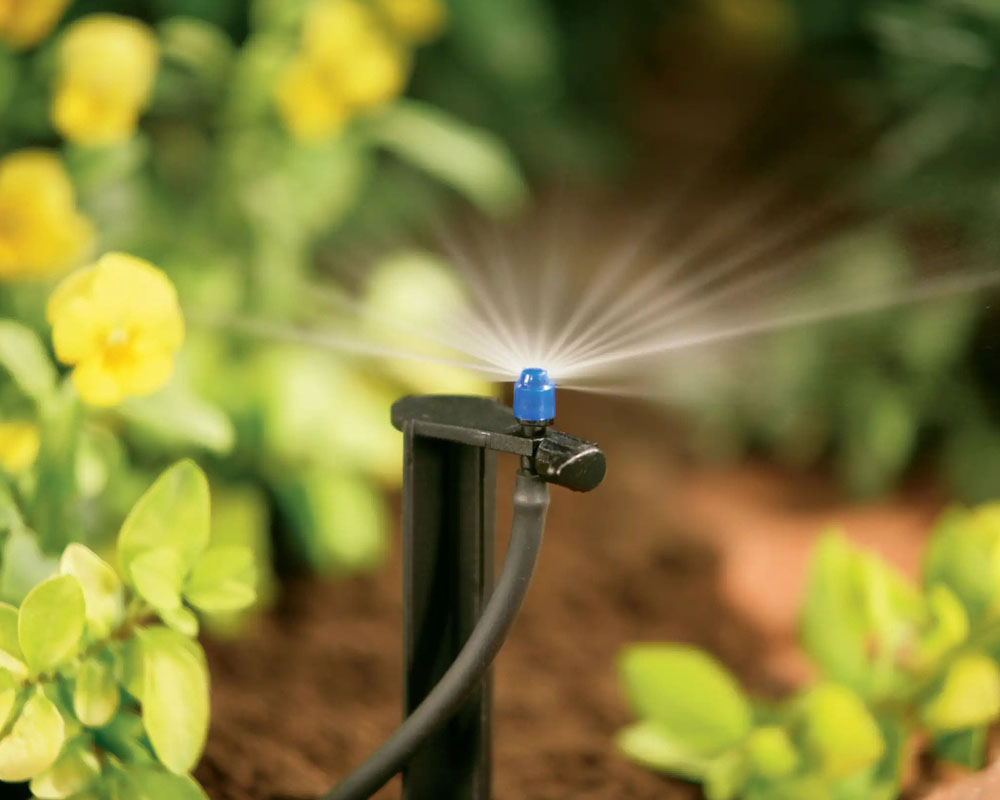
106, 327, 129, 347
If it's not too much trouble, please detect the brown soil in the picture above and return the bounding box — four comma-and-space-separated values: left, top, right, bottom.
196, 393, 947, 800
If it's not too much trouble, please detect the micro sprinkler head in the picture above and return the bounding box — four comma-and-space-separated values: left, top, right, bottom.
513, 367, 556, 426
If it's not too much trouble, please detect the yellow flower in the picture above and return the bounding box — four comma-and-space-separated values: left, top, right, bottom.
0, 421, 40, 474
338, 34, 408, 110
375, 0, 446, 43
0, 150, 93, 280
47, 253, 184, 407
275, 0, 409, 141
51, 14, 159, 147
0, 0, 71, 49
275, 57, 351, 142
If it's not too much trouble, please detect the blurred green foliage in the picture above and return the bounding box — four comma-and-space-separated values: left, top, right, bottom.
0, 0, 524, 599
619, 503, 1000, 799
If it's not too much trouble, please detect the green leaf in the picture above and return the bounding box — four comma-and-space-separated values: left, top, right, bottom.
369, 100, 528, 216
0, 689, 66, 782
158, 605, 199, 637
799, 683, 885, 779
618, 644, 752, 755
18, 575, 85, 675
704, 750, 747, 800
59, 544, 124, 640
0, 320, 57, 403
184, 546, 256, 613
93, 710, 155, 765
29, 741, 100, 799
139, 626, 209, 773
915, 584, 969, 669
800, 531, 922, 698
115, 764, 210, 800
0, 602, 27, 677
924, 505, 1000, 623
129, 548, 187, 611
117, 388, 236, 456
0, 685, 17, 731
74, 654, 119, 728
746, 726, 799, 779
922, 653, 1000, 731
933, 726, 988, 769
615, 721, 714, 779
118, 460, 210, 576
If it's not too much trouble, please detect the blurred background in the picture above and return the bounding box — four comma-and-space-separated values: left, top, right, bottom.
3, 0, 1000, 797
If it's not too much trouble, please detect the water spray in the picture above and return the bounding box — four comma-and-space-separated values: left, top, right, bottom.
323, 369, 605, 800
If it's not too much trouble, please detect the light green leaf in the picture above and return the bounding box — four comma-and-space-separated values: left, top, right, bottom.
922, 653, 1000, 731
924, 505, 1000, 624
118, 460, 210, 575
369, 100, 527, 216
799, 683, 885, 779
615, 720, 714, 779
29, 741, 100, 799
705, 750, 747, 800
746, 726, 799, 779
801, 531, 922, 698
129, 548, 187, 611
618, 644, 752, 755
0, 689, 66, 782
158, 605, 199, 637
18, 575, 85, 675
139, 626, 209, 773
0, 320, 57, 403
117, 388, 236, 456
184, 546, 256, 613
74, 654, 119, 728
915, 584, 969, 669
0, 602, 27, 677
60, 544, 123, 639
115, 764, 210, 800
0, 687, 17, 731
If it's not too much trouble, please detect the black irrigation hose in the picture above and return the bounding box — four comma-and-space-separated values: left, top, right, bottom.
322, 470, 550, 800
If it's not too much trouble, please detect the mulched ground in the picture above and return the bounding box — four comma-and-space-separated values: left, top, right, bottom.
195, 392, 954, 799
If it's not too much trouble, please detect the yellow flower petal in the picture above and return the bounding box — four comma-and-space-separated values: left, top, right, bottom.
53, 14, 159, 146
274, 58, 351, 141
302, 0, 381, 65
339, 37, 408, 109
0, 0, 72, 49
0, 150, 93, 280
72, 357, 126, 407
375, 0, 446, 43
119, 349, 175, 397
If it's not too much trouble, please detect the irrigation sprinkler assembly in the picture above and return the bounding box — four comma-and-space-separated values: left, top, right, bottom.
324, 369, 606, 800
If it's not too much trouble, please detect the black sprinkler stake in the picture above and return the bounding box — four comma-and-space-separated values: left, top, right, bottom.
323, 374, 605, 800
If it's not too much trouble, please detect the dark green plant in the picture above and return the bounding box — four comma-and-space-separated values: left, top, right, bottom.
618, 502, 1000, 799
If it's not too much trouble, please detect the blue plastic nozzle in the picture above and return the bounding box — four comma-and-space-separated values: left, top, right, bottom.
513, 368, 556, 423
